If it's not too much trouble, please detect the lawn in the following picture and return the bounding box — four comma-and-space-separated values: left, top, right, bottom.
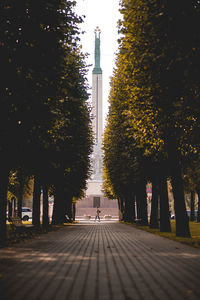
123, 220, 200, 249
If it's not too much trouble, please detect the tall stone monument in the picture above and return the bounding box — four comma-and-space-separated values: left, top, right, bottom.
87, 26, 103, 194
92, 26, 103, 145
76, 27, 118, 218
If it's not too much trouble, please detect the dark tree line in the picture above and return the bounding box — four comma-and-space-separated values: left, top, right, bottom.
0, 0, 93, 244
103, 0, 200, 237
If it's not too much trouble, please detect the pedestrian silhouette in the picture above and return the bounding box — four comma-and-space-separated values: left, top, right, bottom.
95, 207, 101, 222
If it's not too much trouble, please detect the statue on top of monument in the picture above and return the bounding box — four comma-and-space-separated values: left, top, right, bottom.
93, 26, 102, 74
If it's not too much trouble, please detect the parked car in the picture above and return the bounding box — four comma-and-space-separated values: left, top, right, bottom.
22, 207, 32, 221
6, 207, 32, 221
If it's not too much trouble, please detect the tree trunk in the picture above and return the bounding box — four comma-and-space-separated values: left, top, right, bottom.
133, 194, 136, 222
32, 175, 41, 229
8, 200, 12, 220
17, 183, 24, 219
0, 171, 9, 244
150, 177, 159, 229
159, 176, 171, 232
196, 189, 200, 222
118, 197, 124, 221
123, 193, 135, 222
72, 203, 76, 221
42, 184, 49, 229
190, 191, 195, 221
136, 191, 142, 220
51, 185, 65, 224
166, 137, 190, 237
136, 179, 148, 225
11, 197, 17, 217
65, 195, 73, 222
171, 172, 190, 237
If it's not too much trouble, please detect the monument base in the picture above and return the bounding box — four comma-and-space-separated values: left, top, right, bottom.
76, 180, 119, 218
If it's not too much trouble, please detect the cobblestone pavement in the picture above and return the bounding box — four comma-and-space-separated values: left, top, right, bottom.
1, 222, 200, 300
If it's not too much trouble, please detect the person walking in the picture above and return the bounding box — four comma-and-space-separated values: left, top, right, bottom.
95, 207, 101, 222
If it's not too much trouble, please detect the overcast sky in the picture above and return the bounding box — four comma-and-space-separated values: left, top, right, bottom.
75, 0, 121, 127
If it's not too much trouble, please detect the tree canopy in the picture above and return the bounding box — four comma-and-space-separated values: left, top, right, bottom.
0, 0, 93, 243
103, 0, 200, 237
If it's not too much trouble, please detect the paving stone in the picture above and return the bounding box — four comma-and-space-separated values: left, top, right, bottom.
0, 222, 200, 300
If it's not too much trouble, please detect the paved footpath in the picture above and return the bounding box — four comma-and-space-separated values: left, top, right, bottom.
1, 222, 200, 300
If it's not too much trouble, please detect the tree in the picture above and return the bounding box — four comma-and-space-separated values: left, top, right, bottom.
0, 0, 92, 241
50, 48, 93, 225
103, 58, 147, 223
115, 0, 200, 237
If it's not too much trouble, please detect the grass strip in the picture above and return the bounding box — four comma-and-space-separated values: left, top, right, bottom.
121, 220, 200, 249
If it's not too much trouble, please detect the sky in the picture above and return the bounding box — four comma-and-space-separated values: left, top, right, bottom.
75, 0, 121, 127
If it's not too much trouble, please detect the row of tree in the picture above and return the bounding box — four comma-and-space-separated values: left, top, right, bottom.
103, 0, 200, 237
0, 0, 93, 244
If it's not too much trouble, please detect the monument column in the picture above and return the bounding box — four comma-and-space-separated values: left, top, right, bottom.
92, 26, 103, 144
